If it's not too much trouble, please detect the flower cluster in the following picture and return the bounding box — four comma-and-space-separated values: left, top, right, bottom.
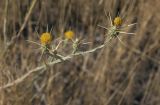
28, 12, 136, 63
29, 30, 83, 62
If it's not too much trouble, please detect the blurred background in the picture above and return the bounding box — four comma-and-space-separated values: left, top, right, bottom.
0, 0, 160, 105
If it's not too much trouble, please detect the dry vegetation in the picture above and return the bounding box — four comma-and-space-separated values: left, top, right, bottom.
0, 0, 160, 105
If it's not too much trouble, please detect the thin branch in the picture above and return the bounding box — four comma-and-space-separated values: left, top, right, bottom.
0, 39, 111, 90
3, 0, 9, 47
1, 35, 159, 90
6, 0, 38, 48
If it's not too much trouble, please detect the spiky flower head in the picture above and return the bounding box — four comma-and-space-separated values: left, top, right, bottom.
64, 30, 75, 40
40, 32, 52, 45
113, 17, 122, 26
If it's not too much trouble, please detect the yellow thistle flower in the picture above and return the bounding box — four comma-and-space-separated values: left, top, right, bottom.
64, 30, 75, 40
113, 17, 122, 26
40, 32, 52, 45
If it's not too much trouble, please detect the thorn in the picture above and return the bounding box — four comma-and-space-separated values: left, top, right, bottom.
98, 25, 109, 30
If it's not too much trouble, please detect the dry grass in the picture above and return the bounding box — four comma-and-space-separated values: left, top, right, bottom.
0, 0, 160, 105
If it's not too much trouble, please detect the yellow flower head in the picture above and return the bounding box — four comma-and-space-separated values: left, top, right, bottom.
64, 30, 75, 40
113, 17, 122, 26
40, 32, 52, 45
